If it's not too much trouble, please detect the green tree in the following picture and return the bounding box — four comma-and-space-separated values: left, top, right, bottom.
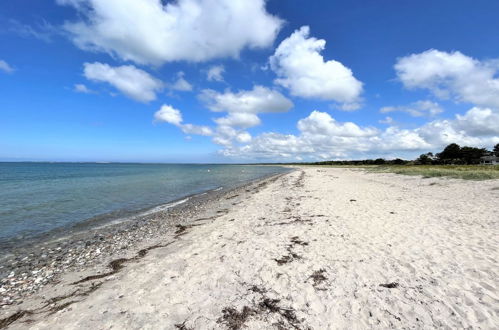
460, 146, 488, 164
494, 143, 499, 157
374, 158, 386, 165
437, 143, 461, 163
416, 153, 432, 165
392, 158, 406, 165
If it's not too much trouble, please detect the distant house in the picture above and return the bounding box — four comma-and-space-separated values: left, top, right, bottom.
480, 155, 499, 165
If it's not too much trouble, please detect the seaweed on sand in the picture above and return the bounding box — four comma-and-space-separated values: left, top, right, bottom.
0, 311, 32, 329
307, 269, 327, 290
379, 282, 399, 289
217, 306, 256, 330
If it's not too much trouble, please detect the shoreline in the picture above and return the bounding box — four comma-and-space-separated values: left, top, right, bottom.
1, 167, 498, 329
0, 170, 292, 309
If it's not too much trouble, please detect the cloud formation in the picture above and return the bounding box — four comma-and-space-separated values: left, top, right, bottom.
206, 65, 225, 82
0, 60, 14, 73
74, 83, 94, 94
395, 49, 499, 108
453, 107, 499, 136
220, 108, 499, 161
380, 100, 443, 117
169, 72, 193, 92
6, 19, 56, 43
157, 86, 293, 146
200, 85, 293, 116
269, 26, 363, 107
58, 0, 283, 66
200, 85, 293, 141
83, 62, 164, 102
154, 105, 212, 136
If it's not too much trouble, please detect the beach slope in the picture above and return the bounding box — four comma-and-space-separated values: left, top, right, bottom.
5, 167, 499, 329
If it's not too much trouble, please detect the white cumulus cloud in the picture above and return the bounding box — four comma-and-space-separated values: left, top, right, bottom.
219, 108, 499, 161
57, 0, 283, 66
83, 62, 164, 102
157, 86, 290, 146
269, 26, 363, 106
154, 105, 183, 126
199, 85, 293, 140
214, 113, 261, 129
395, 49, 499, 108
297, 111, 377, 138
200, 85, 293, 115
453, 107, 499, 136
154, 104, 212, 136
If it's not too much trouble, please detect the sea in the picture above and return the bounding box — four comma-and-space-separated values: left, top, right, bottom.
0, 162, 288, 250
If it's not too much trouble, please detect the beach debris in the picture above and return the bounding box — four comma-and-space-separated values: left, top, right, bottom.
274, 237, 307, 265
48, 300, 78, 315
290, 236, 308, 246
73, 243, 172, 285
307, 269, 327, 290
174, 320, 192, 330
0, 281, 104, 328
248, 285, 266, 294
349, 199, 357, 202
174, 223, 204, 238
174, 224, 189, 237
217, 297, 302, 330
194, 216, 216, 222
217, 306, 256, 330
0, 310, 32, 329
272, 216, 311, 226
258, 298, 299, 328
274, 255, 294, 265
379, 282, 399, 289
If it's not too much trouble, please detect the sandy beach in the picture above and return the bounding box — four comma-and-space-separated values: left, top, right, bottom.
2, 167, 498, 329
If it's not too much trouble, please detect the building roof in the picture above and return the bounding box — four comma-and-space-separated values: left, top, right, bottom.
480, 155, 499, 160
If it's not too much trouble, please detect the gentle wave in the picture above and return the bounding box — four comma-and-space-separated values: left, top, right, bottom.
0, 163, 288, 249
140, 198, 190, 216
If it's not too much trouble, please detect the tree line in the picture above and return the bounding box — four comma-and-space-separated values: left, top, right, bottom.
414, 143, 499, 165
283, 143, 499, 166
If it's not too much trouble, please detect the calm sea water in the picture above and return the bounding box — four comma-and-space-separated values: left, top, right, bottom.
0, 163, 287, 249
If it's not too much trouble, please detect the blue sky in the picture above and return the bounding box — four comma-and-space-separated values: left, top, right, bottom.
1, 0, 498, 162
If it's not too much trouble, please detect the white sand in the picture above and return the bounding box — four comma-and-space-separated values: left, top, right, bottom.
7, 168, 499, 329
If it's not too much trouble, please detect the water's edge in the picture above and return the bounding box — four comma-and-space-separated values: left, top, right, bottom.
1, 166, 290, 255
0, 167, 295, 314
0, 169, 292, 265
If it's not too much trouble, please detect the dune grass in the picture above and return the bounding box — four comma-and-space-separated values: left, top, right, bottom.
366, 165, 499, 180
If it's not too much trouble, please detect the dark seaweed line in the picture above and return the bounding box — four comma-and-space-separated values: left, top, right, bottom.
72, 242, 173, 285
0, 242, 174, 329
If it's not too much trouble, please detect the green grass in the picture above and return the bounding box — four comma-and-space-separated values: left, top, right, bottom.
366, 165, 499, 180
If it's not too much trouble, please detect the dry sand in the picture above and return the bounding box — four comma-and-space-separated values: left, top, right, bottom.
3, 167, 499, 329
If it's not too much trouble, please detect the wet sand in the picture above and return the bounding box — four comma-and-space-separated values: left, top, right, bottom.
2, 167, 498, 329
